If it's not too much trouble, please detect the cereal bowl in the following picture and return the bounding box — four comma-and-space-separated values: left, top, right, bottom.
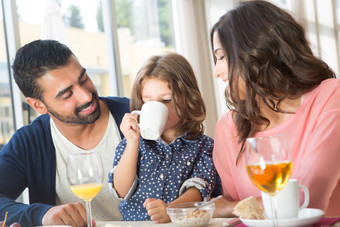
166, 201, 215, 226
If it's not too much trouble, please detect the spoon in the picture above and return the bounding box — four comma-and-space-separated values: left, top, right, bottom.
192, 195, 223, 212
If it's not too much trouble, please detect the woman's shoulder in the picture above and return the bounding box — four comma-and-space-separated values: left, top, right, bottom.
298, 78, 340, 120
216, 111, 236, 133
306, 78, 340, 104
216, 111, 232, 123
315, 78, 340, 94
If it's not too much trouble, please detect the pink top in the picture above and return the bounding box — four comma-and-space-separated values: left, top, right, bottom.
213, 78, 340, 216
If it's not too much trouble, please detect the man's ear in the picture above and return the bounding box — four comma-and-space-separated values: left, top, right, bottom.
26, 97, 48, 115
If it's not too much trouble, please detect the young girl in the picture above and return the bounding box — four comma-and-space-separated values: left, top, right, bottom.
108, 53, 217, 223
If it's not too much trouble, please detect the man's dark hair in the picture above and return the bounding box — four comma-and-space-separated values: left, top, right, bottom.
12, 39, 74, 100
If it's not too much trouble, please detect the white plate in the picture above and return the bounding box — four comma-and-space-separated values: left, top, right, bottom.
240, 208, 324, 227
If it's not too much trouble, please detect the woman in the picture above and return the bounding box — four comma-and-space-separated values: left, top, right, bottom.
211, 0, 340, 217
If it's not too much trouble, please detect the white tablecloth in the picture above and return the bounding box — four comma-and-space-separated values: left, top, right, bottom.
97, 218, 233, 227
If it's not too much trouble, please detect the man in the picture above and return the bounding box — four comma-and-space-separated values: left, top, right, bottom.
0, 40, 129, 226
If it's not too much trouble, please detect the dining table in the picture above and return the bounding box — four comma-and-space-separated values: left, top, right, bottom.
96, 216, 340, 227
97, 218, 234, 227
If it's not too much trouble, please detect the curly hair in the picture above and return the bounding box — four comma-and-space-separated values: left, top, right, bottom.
130, 53, 206, 139
210, 1, 336, 163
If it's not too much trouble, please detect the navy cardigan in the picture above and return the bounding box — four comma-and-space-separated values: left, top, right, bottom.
0, 97, 130, 226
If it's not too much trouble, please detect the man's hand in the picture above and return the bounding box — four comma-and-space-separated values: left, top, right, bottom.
143, 198, 170, 223
42, 203, 95, 227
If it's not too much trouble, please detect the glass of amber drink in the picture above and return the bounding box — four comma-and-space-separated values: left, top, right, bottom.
245, 135, 292, 227
67, 152, 104, 227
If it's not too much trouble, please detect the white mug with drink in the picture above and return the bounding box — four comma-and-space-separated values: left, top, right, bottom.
261, 179, 309, 219
131, 101, 168, 140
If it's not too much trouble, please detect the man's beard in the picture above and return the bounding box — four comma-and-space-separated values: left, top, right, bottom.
46, 92, 101, 124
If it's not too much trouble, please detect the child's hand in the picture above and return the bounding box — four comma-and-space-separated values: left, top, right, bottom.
120, 113, 140, 142
143, 198, 170, 223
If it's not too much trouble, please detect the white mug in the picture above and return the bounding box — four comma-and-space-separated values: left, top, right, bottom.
261, 179, 309, 219
131, 101, 168, 140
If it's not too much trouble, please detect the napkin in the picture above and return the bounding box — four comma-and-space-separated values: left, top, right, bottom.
314, 217, 340, 227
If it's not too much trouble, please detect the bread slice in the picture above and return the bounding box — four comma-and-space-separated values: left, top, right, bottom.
232, 196, 265, 220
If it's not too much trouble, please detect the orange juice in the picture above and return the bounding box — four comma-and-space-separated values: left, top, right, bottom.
246, 161, 292, 196
71, 183, 103, 201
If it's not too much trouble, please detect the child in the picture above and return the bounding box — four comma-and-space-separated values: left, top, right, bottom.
108, 53, 217, 223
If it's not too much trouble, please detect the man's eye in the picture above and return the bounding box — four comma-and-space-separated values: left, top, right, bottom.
63, 91, 73, 99
80, 77, 88, 84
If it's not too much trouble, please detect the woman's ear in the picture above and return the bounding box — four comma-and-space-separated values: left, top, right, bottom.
26, 97, 48, 115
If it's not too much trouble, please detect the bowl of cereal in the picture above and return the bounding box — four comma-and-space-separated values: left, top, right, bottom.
166, 201, 215, 226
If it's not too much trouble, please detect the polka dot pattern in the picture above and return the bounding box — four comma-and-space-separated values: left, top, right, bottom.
111, 134, 216, 221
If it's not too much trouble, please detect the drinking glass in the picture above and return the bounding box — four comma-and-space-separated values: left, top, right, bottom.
245, 135, 292, 227
66, 152, 104, 227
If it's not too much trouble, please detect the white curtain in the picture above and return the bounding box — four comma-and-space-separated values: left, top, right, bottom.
295, 0, 340, 75
172, 0, 218, 138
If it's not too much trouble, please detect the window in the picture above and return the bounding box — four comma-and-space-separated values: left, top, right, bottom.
114, 0, 175, 97
15, 0, 176, 101
0, 4, 15, 150
16, 0, 111, 97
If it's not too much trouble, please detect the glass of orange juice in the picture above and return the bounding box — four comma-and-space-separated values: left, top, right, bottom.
67, 152, 104, 227
245, 135, 292, 227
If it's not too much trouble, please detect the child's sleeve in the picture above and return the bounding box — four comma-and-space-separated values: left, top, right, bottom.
108, 138, 139, 200
179, 136, 217, 200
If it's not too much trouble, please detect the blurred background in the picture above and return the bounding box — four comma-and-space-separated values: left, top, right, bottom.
0, 0, 340, 150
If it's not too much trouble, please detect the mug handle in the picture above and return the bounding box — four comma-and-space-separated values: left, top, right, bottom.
299, 184, 309, 209
131, 110, 141, 115
131, 110, 141, 128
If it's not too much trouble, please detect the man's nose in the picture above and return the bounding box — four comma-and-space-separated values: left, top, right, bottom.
75, 85, 92, 103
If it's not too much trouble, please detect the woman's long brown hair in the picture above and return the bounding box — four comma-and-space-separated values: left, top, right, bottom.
210, 1, 336, 164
